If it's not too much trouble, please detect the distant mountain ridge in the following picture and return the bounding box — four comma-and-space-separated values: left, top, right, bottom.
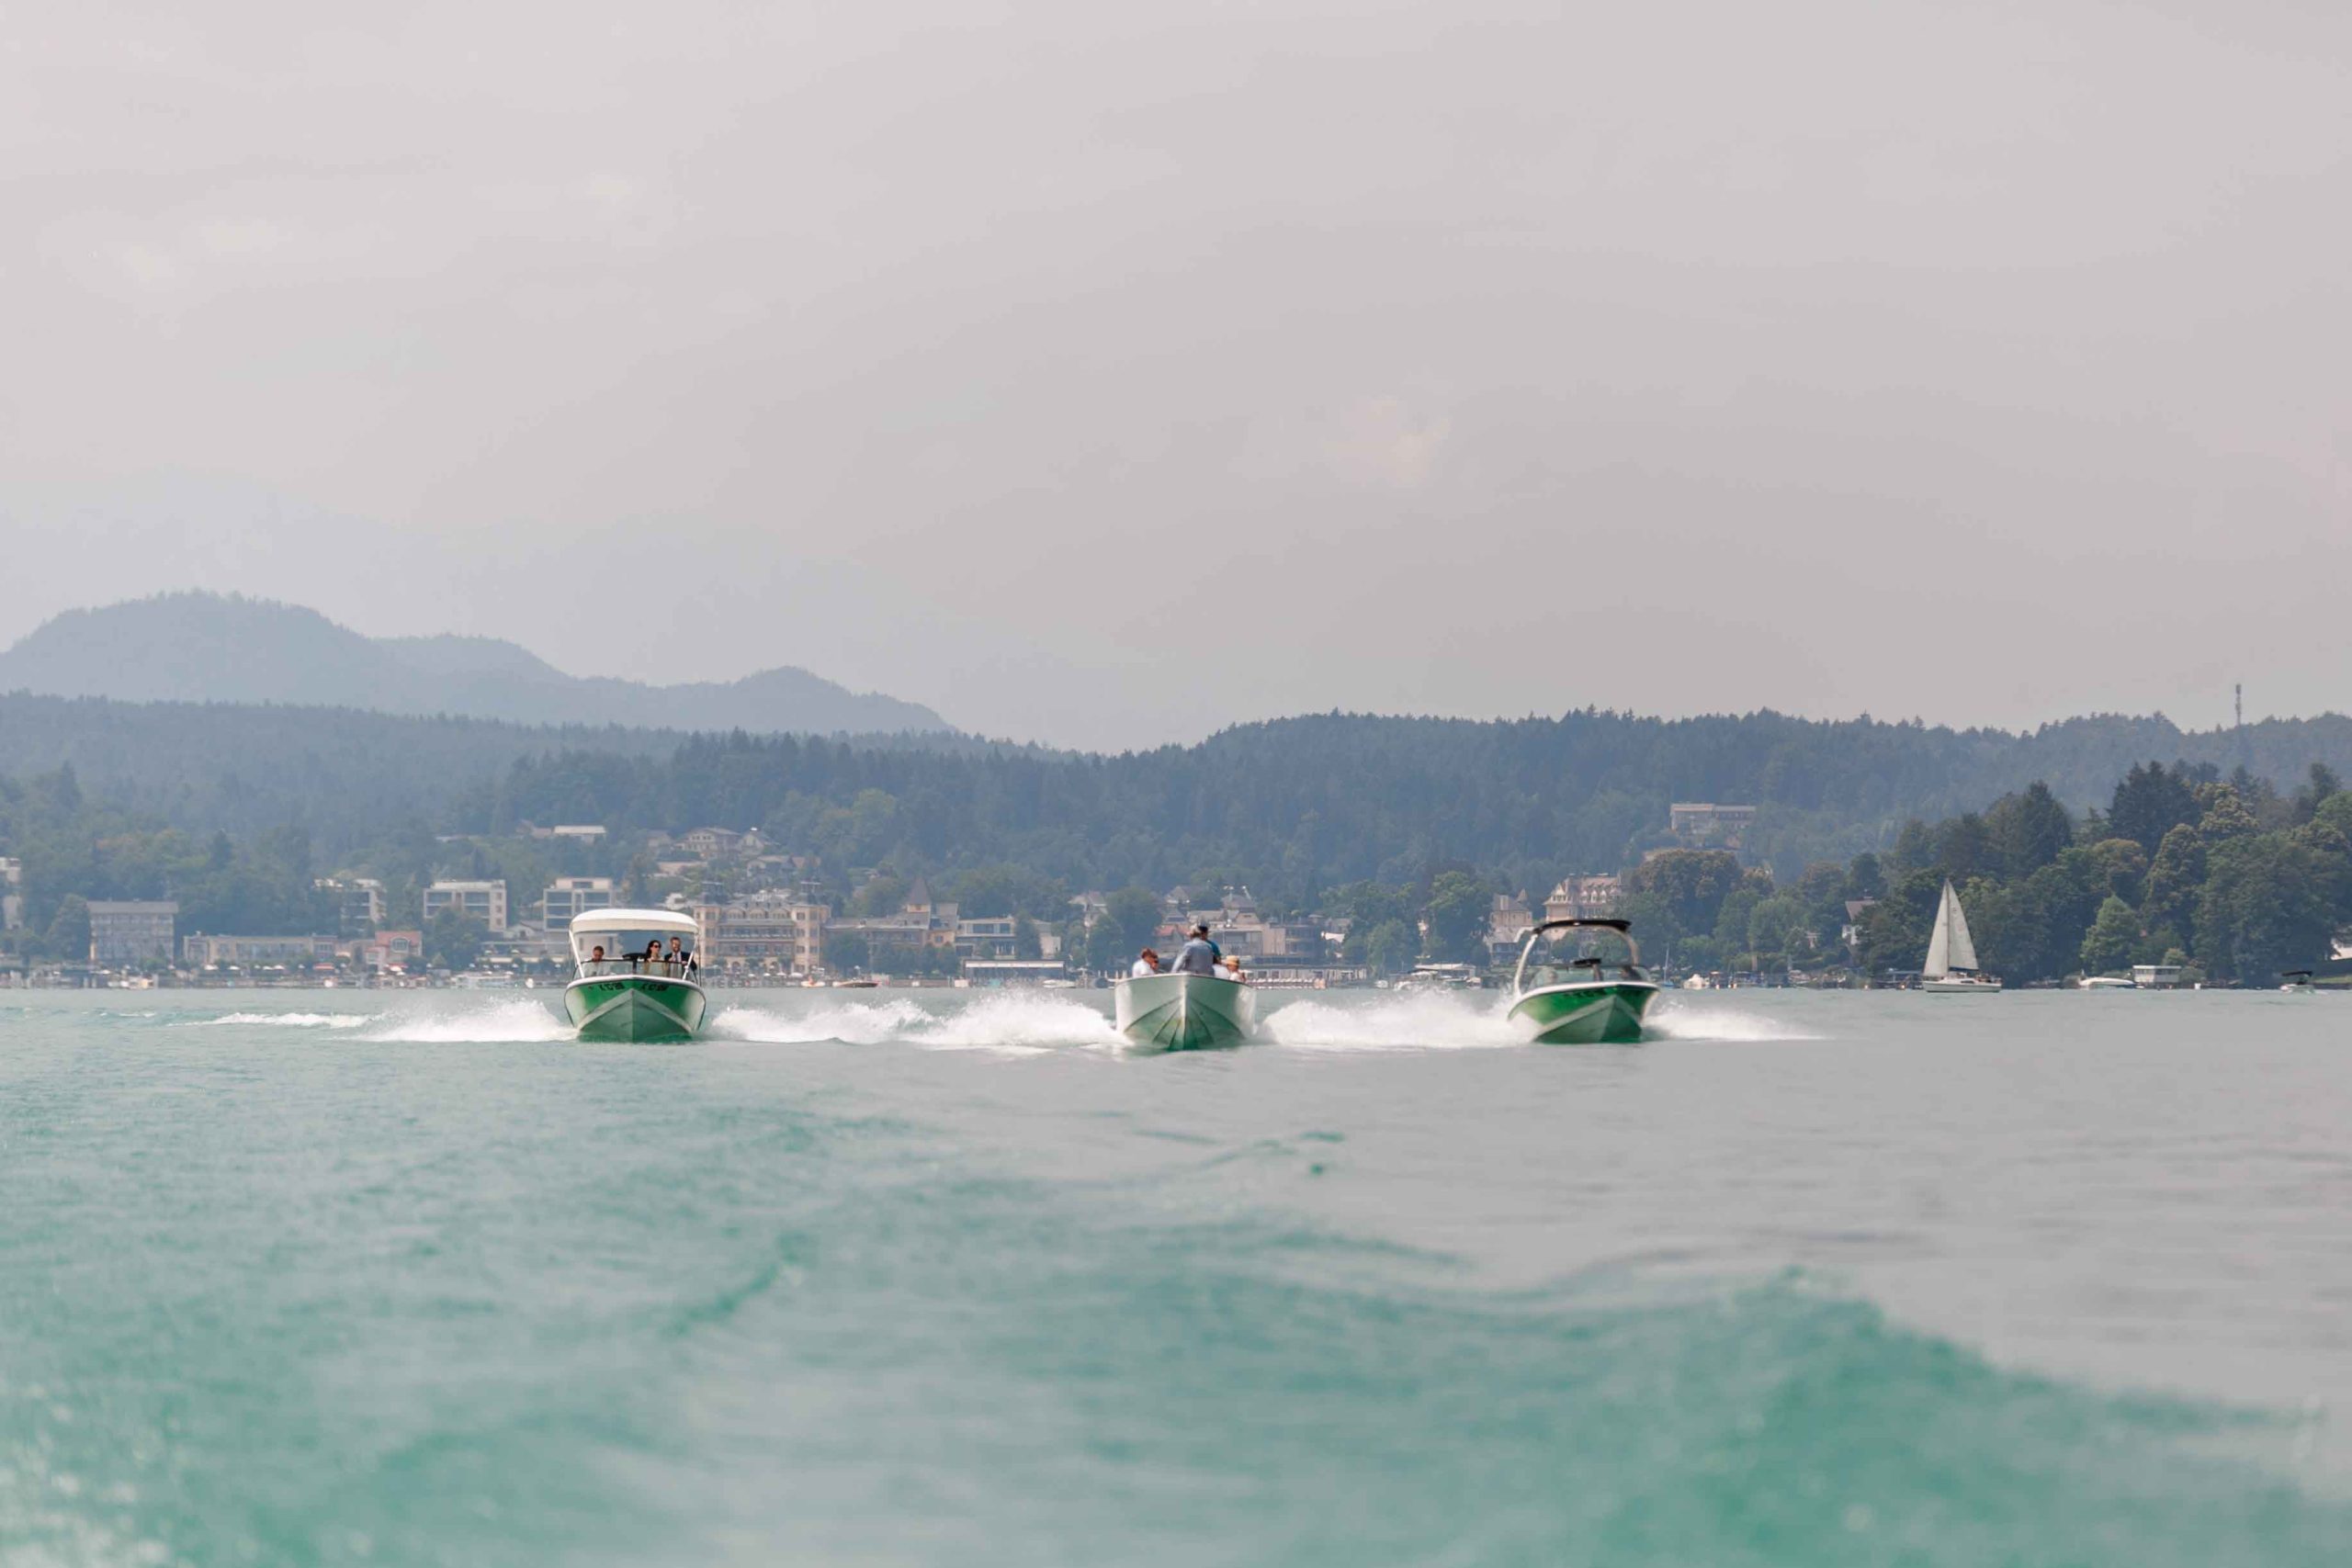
0, 594, 953, 736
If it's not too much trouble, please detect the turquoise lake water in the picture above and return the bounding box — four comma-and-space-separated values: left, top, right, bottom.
4, 987, 2349, 1565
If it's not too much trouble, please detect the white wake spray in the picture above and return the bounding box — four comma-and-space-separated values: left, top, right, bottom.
178, 1010, 378, 1030
707, 994, 1121, 1053
1643, 1000, 1822, 1043
149, 987, 1818, 1050
365, 999, 573, 1043
1260, 991, 1525, 1051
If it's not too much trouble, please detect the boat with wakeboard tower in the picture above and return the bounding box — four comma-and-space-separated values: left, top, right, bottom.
1507, 918, 1659, 1043
1114, 969, 1257, 1051
563, 908, 708, 1042
1921, 879, 2001, 993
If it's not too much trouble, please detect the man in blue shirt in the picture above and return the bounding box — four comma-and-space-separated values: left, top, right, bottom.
1170, 924, 1221, 976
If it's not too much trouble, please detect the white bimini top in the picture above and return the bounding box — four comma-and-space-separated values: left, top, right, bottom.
569, 908, 702, 968
571, 908, 699, 938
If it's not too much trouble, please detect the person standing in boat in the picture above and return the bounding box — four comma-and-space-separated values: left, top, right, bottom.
1170, 926, 1220, 976
666, 935, 692, 976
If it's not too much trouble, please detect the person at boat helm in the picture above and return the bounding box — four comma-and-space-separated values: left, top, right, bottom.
1131, 948, 1163, 977
590, 944, 606, 967
1170, 926, 1220, 976
666, 936, 692, 974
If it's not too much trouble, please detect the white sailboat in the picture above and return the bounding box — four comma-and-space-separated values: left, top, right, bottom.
1921, 878, 2001, 994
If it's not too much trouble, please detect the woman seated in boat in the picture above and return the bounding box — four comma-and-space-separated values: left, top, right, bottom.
1130, 948, 1163, 977
640, 938, 663, 971
1221, 955, 1248, 985
589, 944, 606, 970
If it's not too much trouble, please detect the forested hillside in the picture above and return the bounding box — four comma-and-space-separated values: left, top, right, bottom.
0, 694, 1010, 847
0, 694, 684, 843
465, 711, 2352, 902
10, 694, 2352, 892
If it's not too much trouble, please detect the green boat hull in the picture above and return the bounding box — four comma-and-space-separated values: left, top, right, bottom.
563, 976, 707, 1043
1508, 981, 1657, 1044
1114, 973, 1258, 1052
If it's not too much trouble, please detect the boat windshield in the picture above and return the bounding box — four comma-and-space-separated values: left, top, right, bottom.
574, 931, 697, 979
1519, 925, 1645, 990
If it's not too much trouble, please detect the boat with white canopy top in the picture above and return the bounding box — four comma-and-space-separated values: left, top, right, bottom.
563, 908, 707, 1041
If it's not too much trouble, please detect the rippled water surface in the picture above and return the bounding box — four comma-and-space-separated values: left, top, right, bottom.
5, 987, 2350, 1565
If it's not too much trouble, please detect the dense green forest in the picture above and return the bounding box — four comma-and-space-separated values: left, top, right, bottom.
13, 693, 2352, 880
460, 713, 2352, 908
0, 694, 1013, 844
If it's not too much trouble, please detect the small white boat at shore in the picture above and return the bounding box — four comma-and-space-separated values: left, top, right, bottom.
1394, 963, 1485, 993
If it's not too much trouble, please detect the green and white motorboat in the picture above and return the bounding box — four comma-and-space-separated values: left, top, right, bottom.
1114, 971, 1258, 1051
1507, 918, 1659, 1044
562, 908, 708, 1043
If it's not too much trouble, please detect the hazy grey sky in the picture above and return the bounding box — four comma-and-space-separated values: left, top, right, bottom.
3, 1, 2346, 750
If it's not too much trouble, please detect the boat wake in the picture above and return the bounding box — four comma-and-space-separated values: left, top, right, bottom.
1261, 993, 1823, 1049
708, 995, 1122, 1053
1261, 992, 1524, 1051
177, 1010, 378, 1030
365, 999, 573, 1043
138, 991, 1816, 1049
704, 990, 1823, 1053
1645, 1003, 1822, 1043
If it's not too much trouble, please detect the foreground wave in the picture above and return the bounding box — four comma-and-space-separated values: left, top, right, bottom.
5, 1228, 2340, 1564
6, 991, 2346, 1563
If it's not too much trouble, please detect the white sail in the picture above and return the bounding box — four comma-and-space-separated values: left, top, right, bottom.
1923, 879, 1978, 978
1945, 883, 1980, 973
1923, 882, 1952, 978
